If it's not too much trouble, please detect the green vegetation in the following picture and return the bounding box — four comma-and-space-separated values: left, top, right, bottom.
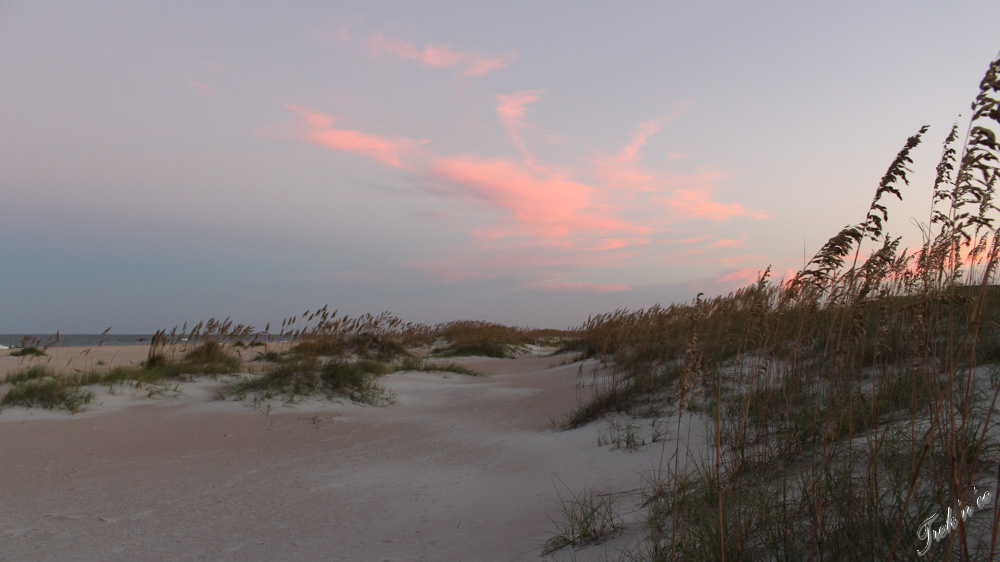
9, 346, 46, 357
227, 357, 392, 405
596, 418, 667, 450
3, 365, 51, 384
397, 356, 483, 376
178, 341, 241, 374
1, 366, 94, 413
0, 341, 248, 414
543, 482, 624, 554
0, 315, 500, 413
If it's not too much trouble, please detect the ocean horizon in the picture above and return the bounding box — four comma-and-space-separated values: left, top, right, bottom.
0, 334, 156, 348
0, 333, 290, 348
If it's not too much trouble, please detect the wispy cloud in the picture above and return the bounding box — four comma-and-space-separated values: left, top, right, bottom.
368, 34, 515, 77
596, 103, 692, 192
706, 234, 750, 248
427, 155, 648, 240
593, 237, 651, 250
282, 105, 646, 241
615, 102, 691, 164
710, 267, 768, 289
283, 103, 767, 242
281, 83, 770, 293
496, 90, 543, 162
285, 105, 428, 168
658, 185, 771, 221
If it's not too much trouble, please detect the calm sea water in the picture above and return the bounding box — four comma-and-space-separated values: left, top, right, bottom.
0, 334, 155, 348
0, 333, 286, 348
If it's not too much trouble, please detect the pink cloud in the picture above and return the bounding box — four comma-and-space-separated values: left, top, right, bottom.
686, 264, 804, 296
368, 34, 514, 77
660, 186, 770, 221
283, 105, 649, 242
712, 267, 767, 289
596, 105, 694, 193
496, 90, 541, 123
614, 102, 691, 164
616, 119, 666, 163
280, 90, 772, 293
286, 105, 427, 168
496, 90, 543, 162
661, 235, 711, 245
594, 237, 650, 250
706, 234, 750, 248
595, 157, 656, 191
428, 155, 648, 239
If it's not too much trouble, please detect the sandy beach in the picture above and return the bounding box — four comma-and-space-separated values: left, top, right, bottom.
0, 347, 674, 561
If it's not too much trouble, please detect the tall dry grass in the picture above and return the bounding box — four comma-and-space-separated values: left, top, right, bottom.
553, 54, 1000, 560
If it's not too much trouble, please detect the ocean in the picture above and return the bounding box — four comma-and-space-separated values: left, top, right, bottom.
0, 333, 286, 348
0, 334, 156, 348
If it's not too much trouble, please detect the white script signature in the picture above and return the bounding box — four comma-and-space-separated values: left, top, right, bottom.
917, 488, 993, 557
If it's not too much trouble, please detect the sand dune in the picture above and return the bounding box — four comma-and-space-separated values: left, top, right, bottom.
0, 348, 676, 561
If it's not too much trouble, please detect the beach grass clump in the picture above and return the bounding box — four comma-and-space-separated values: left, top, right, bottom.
564, 361, 682, 428
227, 357, 392, 405
1, 368, 94, 413
0, 363, 185, 413
3, 365, 52, 384
596, 418, 666, 450
127, 342, 238, 381
8, 335, 59, 358
397, 356, 483, 376
525, 328, 576, 348
320, 359, 390, 400
9, 346, 46, 358
179, 341, 241, 374
543, 483, 624, 554
433, 320, 531, 358
278, 308, 422, 361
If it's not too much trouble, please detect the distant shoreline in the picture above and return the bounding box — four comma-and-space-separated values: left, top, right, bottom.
0, 334, 156, 348
0, 334, 289, 348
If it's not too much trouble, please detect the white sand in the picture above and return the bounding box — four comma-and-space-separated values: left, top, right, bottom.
0, 348, 688, 561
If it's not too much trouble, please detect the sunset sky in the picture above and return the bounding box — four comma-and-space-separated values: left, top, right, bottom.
2, 2, 999, 333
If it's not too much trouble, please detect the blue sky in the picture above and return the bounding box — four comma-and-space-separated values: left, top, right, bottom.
1, 1, 998, 332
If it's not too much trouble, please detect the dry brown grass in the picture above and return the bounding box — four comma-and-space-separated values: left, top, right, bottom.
550, 53, 1000, 560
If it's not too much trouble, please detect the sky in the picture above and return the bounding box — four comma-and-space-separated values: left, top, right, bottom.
1, 2, 999, 333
